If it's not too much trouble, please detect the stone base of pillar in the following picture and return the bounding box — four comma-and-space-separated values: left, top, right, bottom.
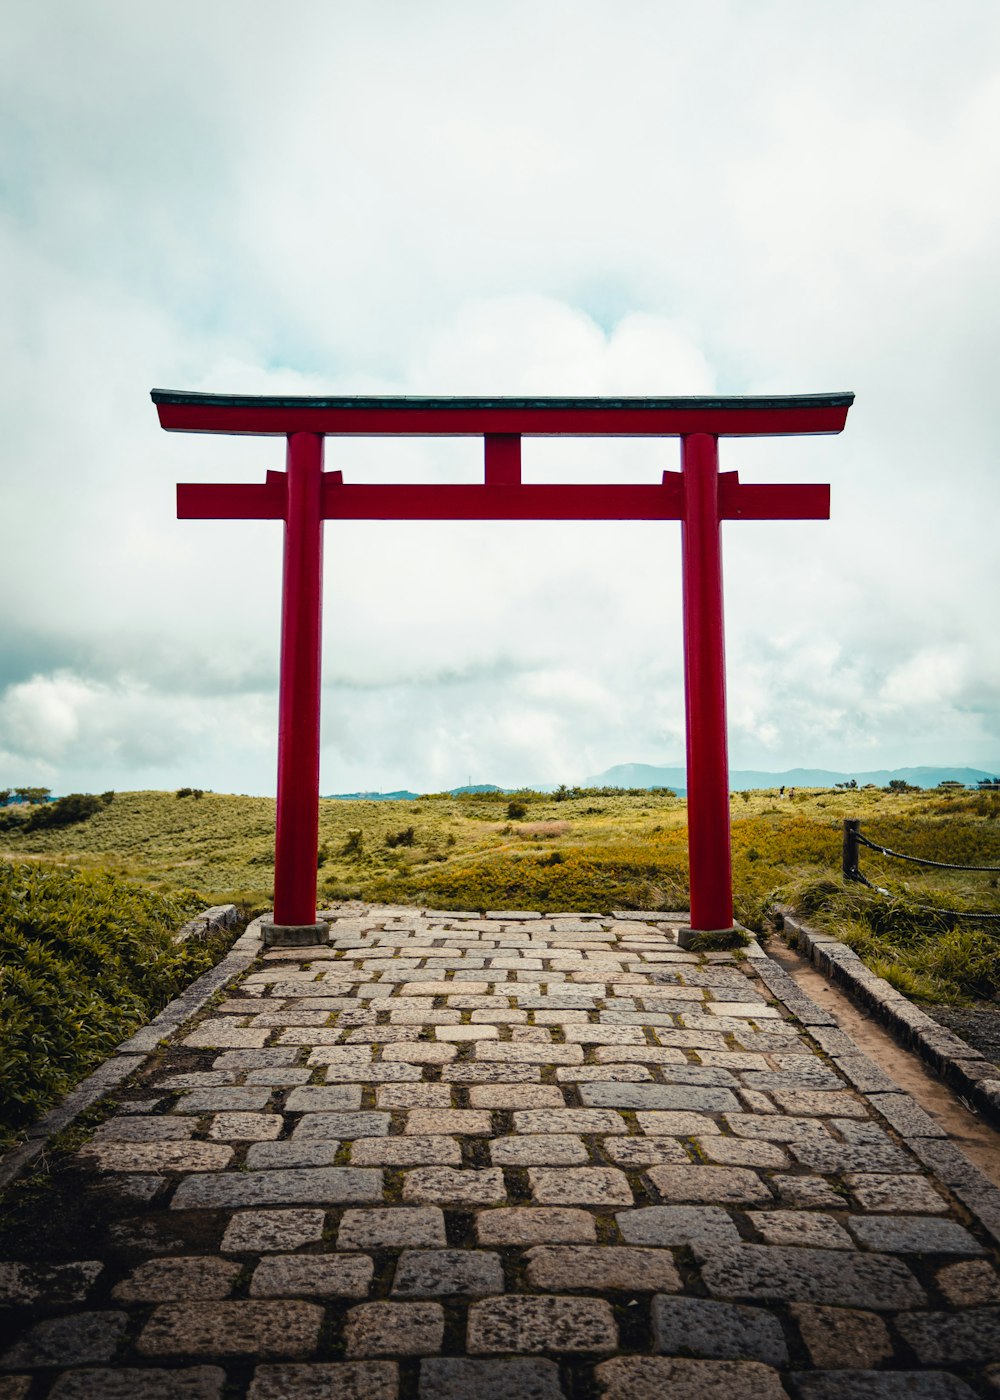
677, 925, 750, 951
261, 921, 329, 947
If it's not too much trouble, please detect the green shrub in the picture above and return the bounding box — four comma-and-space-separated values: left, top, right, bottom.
0, 860, 233, 1148
22, 793, 104, 831
786, 874, 1000, 1002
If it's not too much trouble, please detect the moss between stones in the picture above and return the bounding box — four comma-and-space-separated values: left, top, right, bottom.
683, 929, 751, 952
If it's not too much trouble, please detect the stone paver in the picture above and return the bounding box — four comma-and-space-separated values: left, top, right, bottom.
647, 1164, 774, 1204
937, 1260, 1000, 1305
579, 1082, 740, 1112
244, 1140, 341, 1169
529, 1166, 634, 1206
48, 1369, 226, 1399
392, 1249, 504, 1297
350, 1135, 462, 1166
512, 1108, 627, 1134
4, 901, 1000, 1399
137, 1301, 322, 1358
491, 1134, 589, 1166
748, 1210, 853, 1249
792, 1374, 980, 1399
404, 1108, 493, 1135
418, 1357, 563, 1398
845, 1172, 948, 1213
846, 1214, 986, 1254
697, 1244, 926, 1309
525, 1245, 681, 1292
1, 1312, 128, 1368
247, 1362, 397, 1400
292, 1111, 389, 1138
344, 1301, 444, 1357
790, 1303, 893, 1368
617, 1205, 740, 1248
603, 1136, 689, 1166
467, 1084, 565, 1108
402, 1166, 507, 1206
651, 1295, 788, 1365
207, 1112, 283, 1141
337, 1207, 447, 1249
173, 1166, 381, 1209
476, 1207, 597, 1245
92, 1116, 195, 1141
285, 1085, 365, 1111
176, 1087, 274, 1111
0, 1261, 103, 1306
896, 1306, 1000, 1363
596, 1357, 789, 1398
249, 1254, 374, 1297
77, 1141, 234, 1173
112, 1257, 241, 1302
467, 1295, 617, 1353
221, 1209, 326, 1252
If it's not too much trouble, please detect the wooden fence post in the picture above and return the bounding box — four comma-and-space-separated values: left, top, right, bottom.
843, 819, 861, 882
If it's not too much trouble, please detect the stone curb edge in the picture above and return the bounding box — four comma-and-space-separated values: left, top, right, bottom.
771, 906, 1000, 1129
753, 930, 1000, 1251
0, 905, 263, 1194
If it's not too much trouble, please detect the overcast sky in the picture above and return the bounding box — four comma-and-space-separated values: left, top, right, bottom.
2, 0, 999, 796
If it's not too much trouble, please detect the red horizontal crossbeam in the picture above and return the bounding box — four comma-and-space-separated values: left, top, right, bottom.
718, 475, 830, 520
320, 480, 686, 520
178, 472, 829, 523
154, 390, 853, 438
177, 471, 287, 520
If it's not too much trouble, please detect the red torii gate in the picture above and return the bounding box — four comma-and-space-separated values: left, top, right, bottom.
153, 390, 853, 945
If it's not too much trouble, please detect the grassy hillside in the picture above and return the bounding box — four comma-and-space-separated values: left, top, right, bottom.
3, 783, 997, 929
0, 861, 237, 1149
0, 783, 997, 1144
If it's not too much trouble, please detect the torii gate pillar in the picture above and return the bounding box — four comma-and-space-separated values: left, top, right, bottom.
156, 390, 853, 945
271, 432, 328, 941
681, 432, 732, 938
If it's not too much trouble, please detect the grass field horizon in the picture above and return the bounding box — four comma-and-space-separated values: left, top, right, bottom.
3, 780, 998, 932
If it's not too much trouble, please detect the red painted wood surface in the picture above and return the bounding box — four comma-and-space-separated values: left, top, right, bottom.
320, 480, 686, 520
155, 391, 851, 438
176, 474, 829, 525
161, 390, 850, 932
272, 434, 324, 927
681, 434, 734, 931
485, 434, 522, 486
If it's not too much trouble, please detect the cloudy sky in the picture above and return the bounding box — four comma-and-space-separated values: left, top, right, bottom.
3, 0, 999, 797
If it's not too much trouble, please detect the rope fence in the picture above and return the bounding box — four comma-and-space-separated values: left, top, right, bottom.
842, 819, 1000, 921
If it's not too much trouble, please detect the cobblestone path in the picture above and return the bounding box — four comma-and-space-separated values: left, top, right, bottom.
3, 906, 1000, 1398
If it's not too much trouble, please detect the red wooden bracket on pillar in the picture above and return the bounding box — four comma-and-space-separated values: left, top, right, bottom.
485, 435, 521, 486
159, 391, 851, 935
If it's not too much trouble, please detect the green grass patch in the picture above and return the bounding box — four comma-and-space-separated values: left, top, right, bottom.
0, 860, 238, 1149
788, 873, 1000, 1003
3, 783, 997, 1005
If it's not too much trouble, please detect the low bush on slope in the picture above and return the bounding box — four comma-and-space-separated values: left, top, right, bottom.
0, 860, 233, 1148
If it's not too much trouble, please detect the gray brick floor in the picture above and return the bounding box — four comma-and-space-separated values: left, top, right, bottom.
2, 905, 1000, 1398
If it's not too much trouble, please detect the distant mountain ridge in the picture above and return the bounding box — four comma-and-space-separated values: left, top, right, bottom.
323, 790, 421, 801
323, 766, 998, 801
323, 784, 504, 801
582, 762, 999, 795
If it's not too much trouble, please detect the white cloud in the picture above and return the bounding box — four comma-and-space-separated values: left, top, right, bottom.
1, 0, 999, 795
